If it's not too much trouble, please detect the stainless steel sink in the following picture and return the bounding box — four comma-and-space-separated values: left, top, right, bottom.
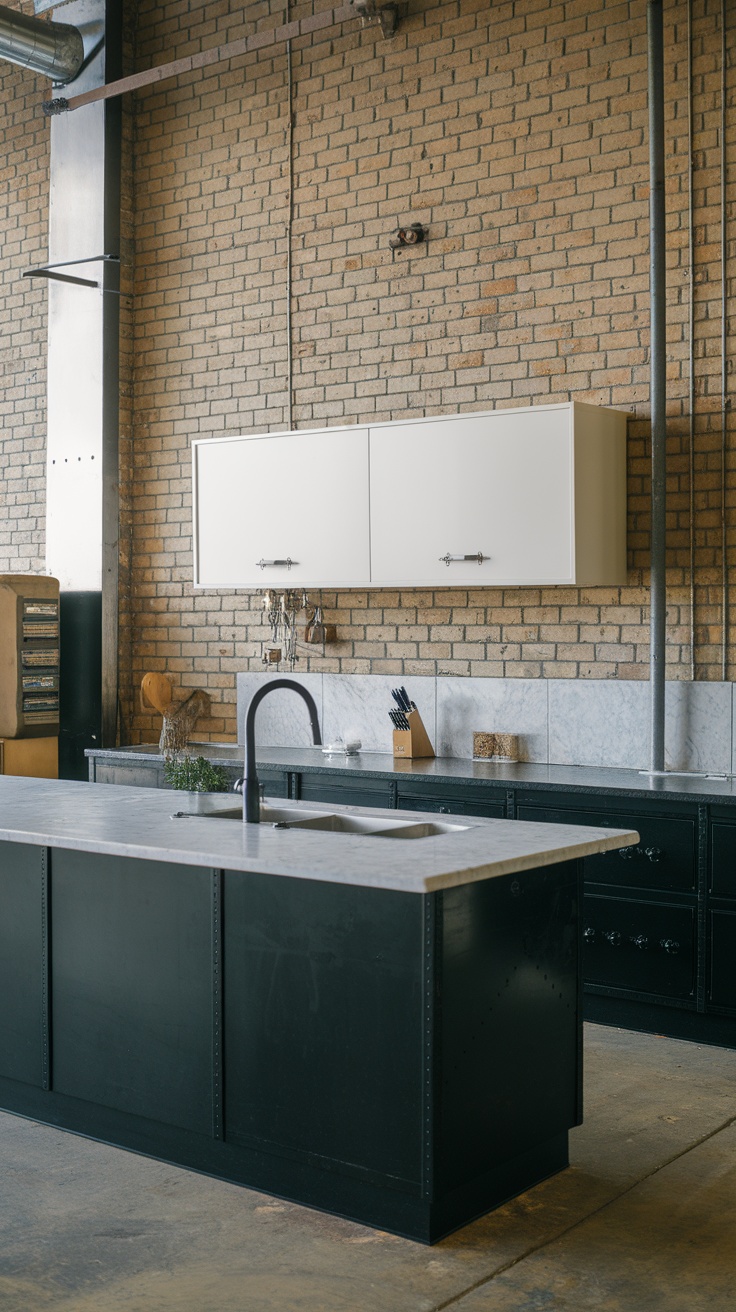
172, 802, 469, 838
272, 813, 467, 838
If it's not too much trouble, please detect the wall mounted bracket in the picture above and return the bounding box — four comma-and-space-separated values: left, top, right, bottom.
389, 222, 427, 253
349, 0, 399, 37
22, 253, 120, 292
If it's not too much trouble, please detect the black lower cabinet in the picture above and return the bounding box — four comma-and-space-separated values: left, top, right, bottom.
296, 774, 392, 809
397, 789, 506, 819
709, 910, 736, 1012
582, 895, 696, 1001
0, 842, 583, 1243
513, 794, 736, 1047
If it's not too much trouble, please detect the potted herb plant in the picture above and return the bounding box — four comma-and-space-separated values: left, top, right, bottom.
164, 754, 231, 811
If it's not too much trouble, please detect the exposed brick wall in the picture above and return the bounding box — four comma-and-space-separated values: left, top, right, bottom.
124, 0, 735, 743
0, 0, 729, 743
122, 0, 735, 743
0, 10, 49, 576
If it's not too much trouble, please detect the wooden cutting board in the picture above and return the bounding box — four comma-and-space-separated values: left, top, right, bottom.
140, 672, 173, 716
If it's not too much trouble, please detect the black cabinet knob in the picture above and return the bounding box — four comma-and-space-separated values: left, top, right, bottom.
603, 930, 622, 947
631, 934, 649, 950
660, 938, 680, 955
618, 845, 663, 863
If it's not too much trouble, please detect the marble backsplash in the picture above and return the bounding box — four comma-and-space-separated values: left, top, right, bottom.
236, 673, 736, 775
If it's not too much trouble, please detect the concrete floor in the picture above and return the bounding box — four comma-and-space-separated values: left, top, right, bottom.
1, 1024, 735, 1312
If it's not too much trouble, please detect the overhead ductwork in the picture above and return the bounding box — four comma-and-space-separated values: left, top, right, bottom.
0, 3, 83, 84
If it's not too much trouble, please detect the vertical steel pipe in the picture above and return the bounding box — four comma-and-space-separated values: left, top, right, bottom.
648, 0, 667, 772
720, 0, 728, 681
285, 30, 294, 432
687, 0, 695, 682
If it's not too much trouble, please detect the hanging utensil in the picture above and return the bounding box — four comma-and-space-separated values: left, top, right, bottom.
141, 672, 173, 716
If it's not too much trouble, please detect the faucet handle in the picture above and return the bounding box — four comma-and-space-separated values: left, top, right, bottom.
232, 777, 244, 794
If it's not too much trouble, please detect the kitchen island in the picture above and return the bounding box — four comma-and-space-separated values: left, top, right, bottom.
88, 745, 736, 1049
0, 775, 636, 1242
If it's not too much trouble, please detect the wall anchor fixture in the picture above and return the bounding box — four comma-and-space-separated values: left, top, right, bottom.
350, 0, 399, 37
389, 223, 427, 252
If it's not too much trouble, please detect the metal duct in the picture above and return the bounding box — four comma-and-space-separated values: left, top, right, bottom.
0, 3, 83, 84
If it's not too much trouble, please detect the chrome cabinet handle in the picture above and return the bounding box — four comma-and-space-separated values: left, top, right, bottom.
660, 939, 681, 955
603, 930, 622, 947
644, 846, 662, 863
256, 558, 296, 570
583, 927, 596, 943
439, 552, 488, 567
631, 934, 649, 950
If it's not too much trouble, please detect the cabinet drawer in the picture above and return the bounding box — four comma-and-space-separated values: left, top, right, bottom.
298, 775, 392, 810
257, 769, 289, 800
94, 764, 164, 788
710, 823, 736, 899
709, 910, 736, 1011
583, 896, 695, 1000
396, 792, 505, 820
517, 804, 695, 893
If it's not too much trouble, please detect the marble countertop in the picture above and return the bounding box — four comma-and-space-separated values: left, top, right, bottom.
87, 742, 736, 802
0, 775, 638, 894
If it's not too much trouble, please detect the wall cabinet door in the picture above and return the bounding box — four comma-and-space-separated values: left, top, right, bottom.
369, 409, 574, 586
194, 428, 370, 588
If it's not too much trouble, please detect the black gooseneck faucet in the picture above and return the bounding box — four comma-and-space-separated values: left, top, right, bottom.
242, 679, 322, 823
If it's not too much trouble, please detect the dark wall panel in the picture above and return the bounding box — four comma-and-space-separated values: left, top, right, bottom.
0, 842, 45, 1086
223, 870, 423, 1184
50, 848, 214, 1132
439, 864, 580, 1192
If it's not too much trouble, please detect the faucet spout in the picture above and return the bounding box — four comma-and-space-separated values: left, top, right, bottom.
243, 679, 322, 823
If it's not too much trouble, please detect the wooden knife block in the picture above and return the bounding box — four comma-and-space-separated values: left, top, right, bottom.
392, 708, 435, 760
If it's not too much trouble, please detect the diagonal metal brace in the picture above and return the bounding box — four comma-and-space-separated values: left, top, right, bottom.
43, 5, 357, 114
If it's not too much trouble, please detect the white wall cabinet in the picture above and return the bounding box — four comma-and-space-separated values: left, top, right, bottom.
193, 426, 370, 589
369, 402, 625, 586
193, 402, 627, 589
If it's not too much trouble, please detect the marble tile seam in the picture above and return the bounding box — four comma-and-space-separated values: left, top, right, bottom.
429, 1110, 736, 1312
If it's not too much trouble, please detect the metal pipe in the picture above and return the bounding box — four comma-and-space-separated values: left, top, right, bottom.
286, 29, 294, 431
720, 0, 728, 681
687, 0, 695, 682
0, 3, 83, 84
648, 0, 667, 772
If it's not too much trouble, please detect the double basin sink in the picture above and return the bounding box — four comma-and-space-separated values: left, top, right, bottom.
176, 802, 469, 840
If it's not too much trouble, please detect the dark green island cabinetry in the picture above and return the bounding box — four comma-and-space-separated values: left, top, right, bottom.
1, 775, 632, 1242
88, 746, 736, 1048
